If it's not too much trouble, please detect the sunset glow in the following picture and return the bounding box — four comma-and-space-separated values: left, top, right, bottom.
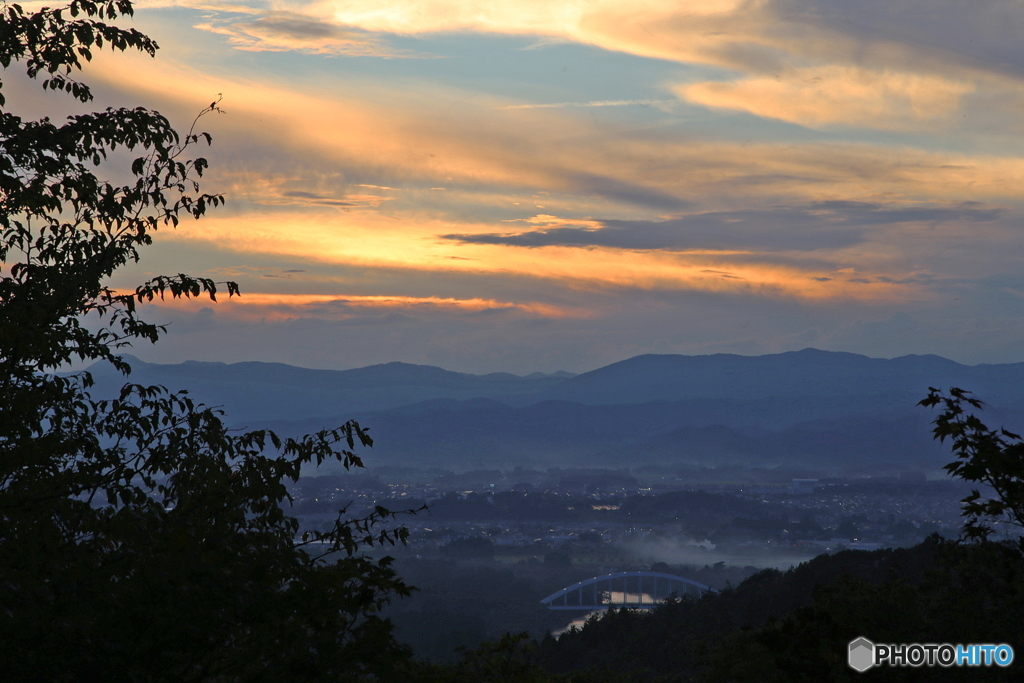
21, 0, 1024, 372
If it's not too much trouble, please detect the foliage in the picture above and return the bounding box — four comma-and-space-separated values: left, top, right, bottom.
451, 632, 549, 683
412, 632, 563, 683
385, 558, 592, 664
0, 1, 413, 680
700, 538, 1024, 682
919, 387, 1024, 540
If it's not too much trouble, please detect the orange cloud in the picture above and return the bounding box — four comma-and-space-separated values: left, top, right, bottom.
156, 207, 926, 305
681, 66, 974, 130
306, 0, 758, 67
88, 46, 1024, 218
132, 0, 1024, 142
77, 29, 1024, 314
193, 10, 423, 57
214, 0, 1024, 139
113, 289, 586, 319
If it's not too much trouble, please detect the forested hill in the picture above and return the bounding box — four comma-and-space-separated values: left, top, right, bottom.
81, 349, 1024, 474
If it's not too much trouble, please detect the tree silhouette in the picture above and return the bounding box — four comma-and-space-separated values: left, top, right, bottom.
920, 387, 1024, 541
0, 2, 413, 680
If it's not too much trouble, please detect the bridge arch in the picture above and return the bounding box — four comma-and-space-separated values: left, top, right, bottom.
540, 571, 716, 610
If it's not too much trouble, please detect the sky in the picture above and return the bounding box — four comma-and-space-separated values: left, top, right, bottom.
20, 0, 1024, 373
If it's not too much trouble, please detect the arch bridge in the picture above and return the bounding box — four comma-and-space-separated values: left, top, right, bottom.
540, 571, 715, 611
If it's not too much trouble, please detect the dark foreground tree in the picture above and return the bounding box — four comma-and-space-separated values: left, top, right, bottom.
919, 387, 1024, 540
0, 2, 413, 680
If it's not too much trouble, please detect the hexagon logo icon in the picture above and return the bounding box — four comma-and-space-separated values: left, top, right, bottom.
848, 637, 875, 672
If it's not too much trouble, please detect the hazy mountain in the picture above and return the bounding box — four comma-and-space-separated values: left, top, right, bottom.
529, 348, 1024, 406
254, 396, 950, 473
609, 412, 948, 473
79, 349, 1024, 473
83, 355, 576, 423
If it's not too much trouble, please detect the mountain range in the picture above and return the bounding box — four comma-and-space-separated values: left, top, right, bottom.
82, 349, 1024, 475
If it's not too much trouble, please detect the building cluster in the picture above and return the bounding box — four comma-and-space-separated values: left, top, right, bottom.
287, 467, 980, 568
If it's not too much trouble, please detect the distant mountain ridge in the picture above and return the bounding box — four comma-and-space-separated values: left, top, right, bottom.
541, 349, 1024, 404
81, 350, 1024, 474
84, 356, 576, 423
